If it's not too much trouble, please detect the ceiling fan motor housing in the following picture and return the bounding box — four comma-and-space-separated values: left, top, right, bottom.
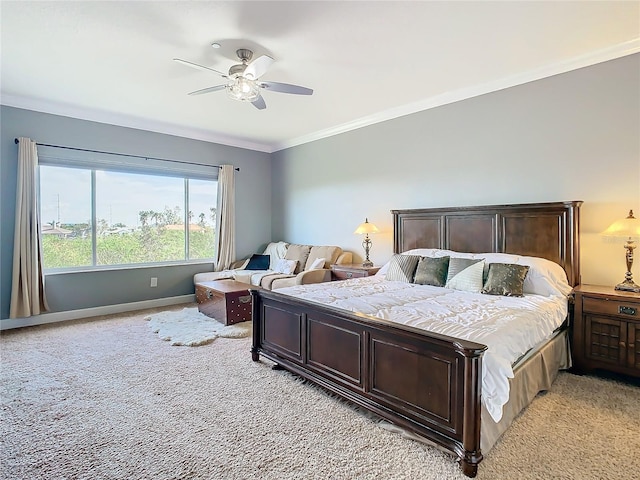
236, 48, 253, 62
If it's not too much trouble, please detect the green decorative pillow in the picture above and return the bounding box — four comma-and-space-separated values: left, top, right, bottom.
385, 254, 420, 283
414, 256, 450, 287
482, 263, 530, 297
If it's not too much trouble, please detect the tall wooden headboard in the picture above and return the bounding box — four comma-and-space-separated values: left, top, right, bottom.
391, 201, 582, 287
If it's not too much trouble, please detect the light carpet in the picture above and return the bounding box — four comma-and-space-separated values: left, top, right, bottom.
1, 306, 639, 480
145, 307, 251, 346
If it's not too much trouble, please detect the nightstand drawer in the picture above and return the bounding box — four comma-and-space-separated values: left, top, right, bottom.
332, 269, 367, 280
583, 297, 639, 318
331, 264, 380, 281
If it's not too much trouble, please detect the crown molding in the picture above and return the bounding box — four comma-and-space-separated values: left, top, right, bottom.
273, 38, 640, 152
0, 94, 274, 153
3, 39, 638, 155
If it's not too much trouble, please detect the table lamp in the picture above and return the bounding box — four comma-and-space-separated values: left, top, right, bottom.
602, 209, 640, 292
354, 218, 379, 267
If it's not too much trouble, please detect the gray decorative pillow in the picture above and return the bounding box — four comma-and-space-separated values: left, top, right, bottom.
482, 263, 530, 297
445, 258, 482, 285
385, 254, 420, 283
414, 256, 450, 287
446, 260, 485, 293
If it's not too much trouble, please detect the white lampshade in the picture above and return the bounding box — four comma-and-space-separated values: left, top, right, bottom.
602, 210, 640, 239
354, 218, 379, 235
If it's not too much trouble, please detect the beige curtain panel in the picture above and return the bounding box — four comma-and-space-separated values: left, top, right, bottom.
214, 165, 236, 271
10, 137, 50, 318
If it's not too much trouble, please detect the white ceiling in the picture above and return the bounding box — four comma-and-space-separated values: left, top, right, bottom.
1, 1, 639, 153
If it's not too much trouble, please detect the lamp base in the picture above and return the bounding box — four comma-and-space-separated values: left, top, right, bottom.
614, 280, 640, 293
361, 260, 374, 268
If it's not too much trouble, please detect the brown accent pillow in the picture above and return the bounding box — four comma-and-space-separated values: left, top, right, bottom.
481, 263, 530, 297
284, 244, 312, 274
414, 256, 450, 287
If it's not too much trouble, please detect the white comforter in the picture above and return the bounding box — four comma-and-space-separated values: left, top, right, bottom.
276, 276, 568, 422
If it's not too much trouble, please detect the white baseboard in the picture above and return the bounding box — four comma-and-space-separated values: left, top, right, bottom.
0, 295, 195, 331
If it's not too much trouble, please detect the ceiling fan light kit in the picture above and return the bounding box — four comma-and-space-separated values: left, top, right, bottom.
175, 47, 313, 110
227, 77, 260, 102
225, 49, 260, 102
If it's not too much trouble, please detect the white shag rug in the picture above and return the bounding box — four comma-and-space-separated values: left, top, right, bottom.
145, 307, 251, 346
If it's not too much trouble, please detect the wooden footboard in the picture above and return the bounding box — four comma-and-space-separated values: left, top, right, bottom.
251, 288, 487, 477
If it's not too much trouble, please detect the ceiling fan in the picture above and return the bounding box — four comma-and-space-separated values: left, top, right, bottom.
174, 48, 313, 110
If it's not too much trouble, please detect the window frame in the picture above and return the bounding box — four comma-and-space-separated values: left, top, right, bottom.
38, 147, 218, 273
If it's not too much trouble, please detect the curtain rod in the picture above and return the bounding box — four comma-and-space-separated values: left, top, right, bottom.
13, 138, 240, 172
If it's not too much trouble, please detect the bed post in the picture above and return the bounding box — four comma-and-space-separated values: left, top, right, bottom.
250, 289, 260, 361
457, 341, 485, 478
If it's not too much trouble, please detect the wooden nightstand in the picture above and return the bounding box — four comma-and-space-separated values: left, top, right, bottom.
331, 263, 380, 281
572, 285, 640, 378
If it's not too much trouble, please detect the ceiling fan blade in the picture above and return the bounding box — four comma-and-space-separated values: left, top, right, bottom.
188, 85, 226, 96
251, 95, 267, 110
173, 58, 227, 78
244, 55, 274, 80
259, 81, 313, 95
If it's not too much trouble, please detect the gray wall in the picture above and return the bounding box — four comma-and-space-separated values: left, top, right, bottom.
0, 106, 271, 319
2, 54, 638, 320
272, 54, 640, 287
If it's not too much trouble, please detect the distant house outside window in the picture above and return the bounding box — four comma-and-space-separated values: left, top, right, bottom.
39, 164, 217, 271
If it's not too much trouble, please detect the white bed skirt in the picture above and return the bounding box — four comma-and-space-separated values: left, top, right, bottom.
379, 329, 571, 455
480, 328, 571, 452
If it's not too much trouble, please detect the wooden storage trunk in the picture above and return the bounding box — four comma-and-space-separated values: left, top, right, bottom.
195, 280, 254, 325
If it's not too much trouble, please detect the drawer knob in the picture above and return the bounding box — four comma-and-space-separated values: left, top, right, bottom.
619, 305, 637, 316
346, 272, 353, 278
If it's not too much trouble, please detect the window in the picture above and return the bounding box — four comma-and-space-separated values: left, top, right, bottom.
39, 151, 217, 271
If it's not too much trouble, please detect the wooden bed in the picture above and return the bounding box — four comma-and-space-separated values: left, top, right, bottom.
250, 201, 581, 477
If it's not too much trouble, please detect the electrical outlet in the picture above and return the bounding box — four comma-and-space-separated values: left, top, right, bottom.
150, 277, 158, 287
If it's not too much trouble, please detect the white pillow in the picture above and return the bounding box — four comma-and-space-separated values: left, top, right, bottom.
309, 257, 326, 270
378, 248, 571, 297
262, 241, 289, 270
273, 258, 297, 275
445, 260, 485, 293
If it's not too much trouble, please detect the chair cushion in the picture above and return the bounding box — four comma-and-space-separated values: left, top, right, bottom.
260, 273, 295, 290
285, 244, 312, 274
304, 246, 342, 270
270, 276, 298, 290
